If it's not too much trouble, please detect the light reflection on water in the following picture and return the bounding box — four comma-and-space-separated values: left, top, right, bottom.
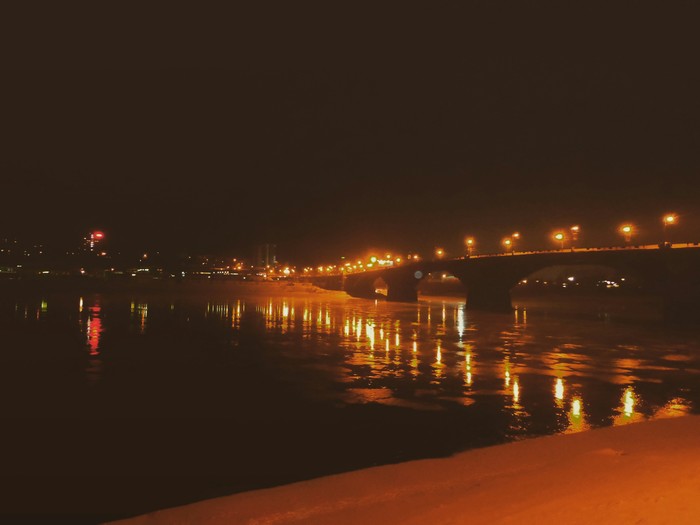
9, 292, 700, 441
229, 296, 698, 434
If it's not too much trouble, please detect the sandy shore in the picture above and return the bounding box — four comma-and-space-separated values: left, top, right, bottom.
110, 415, 700, 524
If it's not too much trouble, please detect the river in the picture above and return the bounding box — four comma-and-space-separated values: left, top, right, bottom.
1, 281, 698, 523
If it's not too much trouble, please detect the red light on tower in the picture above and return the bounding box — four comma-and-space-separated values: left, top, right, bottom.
86, 231, 105, 253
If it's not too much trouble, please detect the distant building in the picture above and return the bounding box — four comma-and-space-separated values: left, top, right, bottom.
82, 231, 105, 253
256, 243, 277, 268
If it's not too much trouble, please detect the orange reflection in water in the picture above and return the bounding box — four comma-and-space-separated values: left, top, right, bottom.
507, 375, 529, 434
613, 386, 644, 426
431, 341, 446, 381
654, 396, 692, 418
206, 295, 692, 430
86, 302, 103, 356
131, 301, 148, 334
565, 396, 589, 433
554, 377, 565, 408
456, 305, 465, 339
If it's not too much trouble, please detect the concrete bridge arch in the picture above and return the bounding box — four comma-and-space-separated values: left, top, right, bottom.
341, 247, 700, 317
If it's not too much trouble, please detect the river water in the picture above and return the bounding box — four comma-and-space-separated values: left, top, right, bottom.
1, 282, 699, 522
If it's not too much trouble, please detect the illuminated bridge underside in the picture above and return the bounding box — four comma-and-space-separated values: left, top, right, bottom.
340, 247, 700, 315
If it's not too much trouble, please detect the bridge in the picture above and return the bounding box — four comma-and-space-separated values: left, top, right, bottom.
319, 244, 700, 317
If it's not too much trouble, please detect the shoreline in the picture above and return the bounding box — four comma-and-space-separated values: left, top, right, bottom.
110, 415, 700, 524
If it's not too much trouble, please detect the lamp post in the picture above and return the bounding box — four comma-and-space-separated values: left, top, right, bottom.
435, 248, 445, 260
465, 237, 475, 257
570, 225, 580, 248
511, 232, 520, 253
662, 214, 677, 245
503, 238, 513, 255
553, 232, 565, 250
620, 224, 633, 245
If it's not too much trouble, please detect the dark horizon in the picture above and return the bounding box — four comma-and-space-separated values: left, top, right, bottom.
3, 5, 699, 265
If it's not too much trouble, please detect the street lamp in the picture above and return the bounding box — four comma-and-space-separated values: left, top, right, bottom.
465, 237, 475, 257
570, 225, 580, 247
662, 214, 678, 245
511, 232, 520, 253
553, 232, 565, 250
435, 248, 445, 259
503, 238, 513, 254
620, 224, 634, 245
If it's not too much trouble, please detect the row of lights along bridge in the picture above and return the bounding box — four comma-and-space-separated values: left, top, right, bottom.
496, 214, 678, 255
317, 214, 681, 276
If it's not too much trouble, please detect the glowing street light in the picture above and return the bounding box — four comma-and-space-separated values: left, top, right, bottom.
502, 238, 513, 254
663, 214, 678, 245
511, 232, 520, 252
553, 231, 565, 250
435, 248, 445, 259
620, 224, 634, 245
465, 237, 475, 257
570, 225, 580, 247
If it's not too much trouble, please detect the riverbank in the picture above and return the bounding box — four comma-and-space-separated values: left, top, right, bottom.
111, 415, 700, 524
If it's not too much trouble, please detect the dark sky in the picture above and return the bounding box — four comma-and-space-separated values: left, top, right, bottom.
2, 4, 699, 264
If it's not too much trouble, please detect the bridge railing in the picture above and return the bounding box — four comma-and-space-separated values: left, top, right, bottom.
320, 242, 700, 276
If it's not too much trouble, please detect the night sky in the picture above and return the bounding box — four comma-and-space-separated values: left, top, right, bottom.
2, 5, 699, 264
